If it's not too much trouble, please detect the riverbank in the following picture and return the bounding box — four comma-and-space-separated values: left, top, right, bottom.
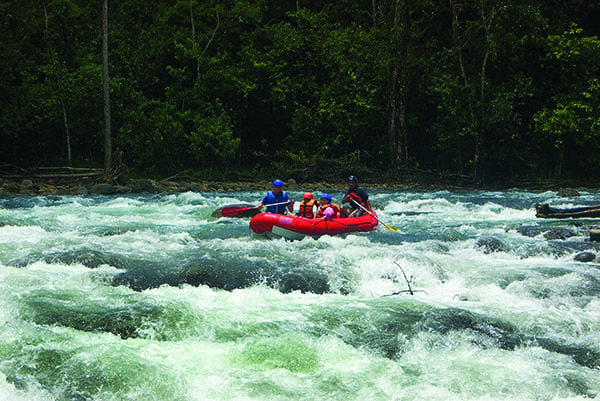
0, 176, 423, 197
0, 174, 589, 196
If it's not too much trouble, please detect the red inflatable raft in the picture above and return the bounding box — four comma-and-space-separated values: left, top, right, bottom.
249, 211, 378, 240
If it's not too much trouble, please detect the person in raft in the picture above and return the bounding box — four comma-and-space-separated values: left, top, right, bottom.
296, 192, 320, 218
316, 194, 340, 221
258, 179, 295, 214
340, 175, 371, 217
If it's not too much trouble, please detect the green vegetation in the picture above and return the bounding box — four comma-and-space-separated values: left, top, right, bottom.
1, 0, 600, 186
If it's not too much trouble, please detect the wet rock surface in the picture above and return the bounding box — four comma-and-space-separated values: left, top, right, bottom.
0, 177, 408, 196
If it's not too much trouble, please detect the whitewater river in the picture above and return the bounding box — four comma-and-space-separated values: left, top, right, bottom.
1, 189, 599, 400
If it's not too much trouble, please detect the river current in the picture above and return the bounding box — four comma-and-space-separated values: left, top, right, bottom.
0, 189, 599, 400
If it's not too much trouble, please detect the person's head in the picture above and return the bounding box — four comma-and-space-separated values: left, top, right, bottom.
320, 193, 331, 205
303, 192, 313, 201
348, 175, 357, 189
272, 179, 283, 194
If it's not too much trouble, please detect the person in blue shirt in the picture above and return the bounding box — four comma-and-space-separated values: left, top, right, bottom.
258, 180, 295, 214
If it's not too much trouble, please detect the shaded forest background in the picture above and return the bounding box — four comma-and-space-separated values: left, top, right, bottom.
1, 0, 600, 187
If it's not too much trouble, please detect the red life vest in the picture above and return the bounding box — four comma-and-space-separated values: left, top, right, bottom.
298, 199, 319, 218
316, 203, 340, 218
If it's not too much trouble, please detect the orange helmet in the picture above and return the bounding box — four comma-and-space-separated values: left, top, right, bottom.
303, 192, 313, 199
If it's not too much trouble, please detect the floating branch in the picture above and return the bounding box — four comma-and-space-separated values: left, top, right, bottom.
382, 262, 427, 296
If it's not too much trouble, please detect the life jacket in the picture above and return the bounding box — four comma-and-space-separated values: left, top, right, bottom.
264, 191, 289, 214
316, 203, 340, 218
298, 199, 319, 218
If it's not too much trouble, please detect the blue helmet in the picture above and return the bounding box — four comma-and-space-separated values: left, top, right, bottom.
272, 179, 283, 187
320, 193, 332, 202
348, 175, 357, 182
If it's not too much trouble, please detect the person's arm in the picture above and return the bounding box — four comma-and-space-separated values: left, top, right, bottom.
345, 192, 362, 204
341, 189, 350, 204
283, 194, 294, 213
358, 188, 370, 209
258, 195, 268, 210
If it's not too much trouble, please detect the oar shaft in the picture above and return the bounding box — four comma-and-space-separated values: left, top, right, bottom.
351, 200, 400, 231
261, 200, 293, 213
266, 201, 290, 207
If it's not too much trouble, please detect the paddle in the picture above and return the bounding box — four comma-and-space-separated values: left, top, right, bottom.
211, 203, 258, 218
212, 201, 290, 218
351, 200, 401, 232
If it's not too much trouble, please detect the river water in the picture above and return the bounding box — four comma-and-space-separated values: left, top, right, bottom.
0, 189, 599, 400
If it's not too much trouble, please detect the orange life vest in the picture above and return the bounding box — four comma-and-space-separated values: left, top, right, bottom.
298, 199, 319, 218
316, 203, 340, 218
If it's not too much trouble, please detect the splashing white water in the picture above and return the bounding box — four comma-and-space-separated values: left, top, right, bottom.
0, 190, 599, 400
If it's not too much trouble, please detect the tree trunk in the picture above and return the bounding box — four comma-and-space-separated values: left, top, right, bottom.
472, 0, 494, 182
199, 9, 220, 60
372, 0, 377, 28
40, 0, 72, 167
399, 99, 408, 165
555, 142, 565, 181
449, 0, 476, 177
190, 0, 199, 81
449, 0, 493, 184
102, 0, 112, 179
386, 0, 407, 169
387, 63, 398, 168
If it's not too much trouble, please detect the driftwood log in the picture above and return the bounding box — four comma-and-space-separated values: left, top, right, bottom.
535, 203, 600, 219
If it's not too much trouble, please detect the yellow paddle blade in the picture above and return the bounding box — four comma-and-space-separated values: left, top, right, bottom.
381, 221, 400, 231
351, 199, 401, 232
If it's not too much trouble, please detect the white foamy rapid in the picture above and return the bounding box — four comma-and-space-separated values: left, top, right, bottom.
0, 189, 599, 400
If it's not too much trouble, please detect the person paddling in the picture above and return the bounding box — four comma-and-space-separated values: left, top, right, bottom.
340, 175, 371, 217
296, 192, 319, 218
258, 180, 295, 214
316, 194, 340, 221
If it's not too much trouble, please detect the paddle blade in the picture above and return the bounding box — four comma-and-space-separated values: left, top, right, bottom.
212, 203, 261, 218
223, 206, 261, 218
354, 201, 401, 232
381, 221, 401, 231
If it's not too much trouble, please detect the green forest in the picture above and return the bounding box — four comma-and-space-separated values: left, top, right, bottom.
2, 0, 600, 186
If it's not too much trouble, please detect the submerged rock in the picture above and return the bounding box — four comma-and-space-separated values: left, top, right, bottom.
574, 251, 596, 262
558, 188, 580, 197
476, 237, 509, 253
21, 179, 33, 190
129, 179, 155, 193
516, 225, 544, 237
544, 228, 576, 240
89, 183, 116, 195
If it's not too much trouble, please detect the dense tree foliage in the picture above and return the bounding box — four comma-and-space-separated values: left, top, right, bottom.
1, 0, 599, 184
